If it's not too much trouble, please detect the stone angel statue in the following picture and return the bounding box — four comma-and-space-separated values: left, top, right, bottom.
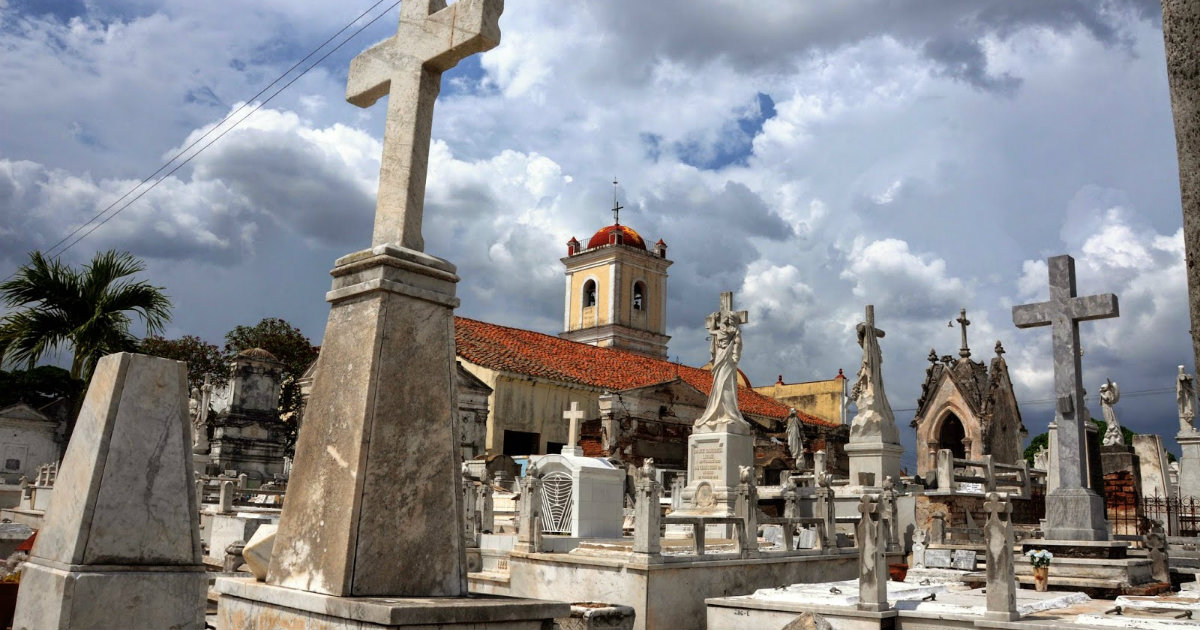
1179, 366, 1197, 434
1099, 378, 1123, 446
785, 408, 804, 467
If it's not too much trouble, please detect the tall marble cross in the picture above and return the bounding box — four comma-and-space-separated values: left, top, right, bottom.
561, 401, 585, 457
1012, 254, 1118, 540
706, 291, 749, 331
347, 0, 503, 251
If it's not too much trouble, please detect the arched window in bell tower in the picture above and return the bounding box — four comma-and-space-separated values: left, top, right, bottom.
583, 279, 597, 307
633, 281, 646, 311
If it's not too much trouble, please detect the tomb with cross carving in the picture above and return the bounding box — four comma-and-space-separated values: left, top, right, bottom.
214, 1, 571, 627
911, 307, 1027, 479
529, 401, 625, 538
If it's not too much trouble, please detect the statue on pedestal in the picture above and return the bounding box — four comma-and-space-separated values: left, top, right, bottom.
1179, 366, 1196, 435
1099, 378, 1123, 446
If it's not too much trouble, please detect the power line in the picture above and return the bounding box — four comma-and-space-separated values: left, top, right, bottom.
13, 0, 402, 274
891, 386, 1178, 414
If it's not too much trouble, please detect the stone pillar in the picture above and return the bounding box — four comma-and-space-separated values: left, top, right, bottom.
1162, 0, 1200, 375
1146, 530, 1170, 584
813, 450, 827, 478
817, 479, 837, 549
219, 480, 235, 514
936, 449, 955, 493
1178, 432, 1200, 500
633, 475, 661, 556
477, 481, 494, 535
516, 473, 543, 553
982, 454, 995, 492
983, 492, 1019, 622
782, 477, 798, 519
265, 247, 468, 597
931, 513, 946, 544
13, 353, 205, 630
736, 474, 759, 553
881, 478, 900, 553
856, 494, 888, 613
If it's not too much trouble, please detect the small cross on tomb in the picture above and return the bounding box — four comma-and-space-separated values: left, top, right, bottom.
346, 0, 502, 251
983, 492, 1012, 519
561, 401, 586, 457
706, 291, 749, 331
955, 308, 971, 358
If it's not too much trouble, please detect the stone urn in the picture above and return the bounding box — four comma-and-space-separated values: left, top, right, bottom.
1033, 566, 1049, 592
887, 563, 908, 582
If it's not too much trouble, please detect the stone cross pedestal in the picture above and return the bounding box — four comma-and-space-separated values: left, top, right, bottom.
562, 401, 585, 457
14, 353, 205, 630
845, 305, 902, 486
856, 494, 888, 613
983, 492, 1018, 622
215, 1, 569, 627
1013, 254, 1118, 541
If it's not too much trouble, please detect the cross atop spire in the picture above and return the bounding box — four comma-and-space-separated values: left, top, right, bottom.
612, 178, 623, 225
955, 308, 971, 359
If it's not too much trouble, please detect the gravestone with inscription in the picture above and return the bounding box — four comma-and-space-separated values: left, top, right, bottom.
924, 549, 953, 569
677, 292, 754, 523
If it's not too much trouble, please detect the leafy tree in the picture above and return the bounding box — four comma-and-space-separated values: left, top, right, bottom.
0, 250, 171, 381
0, 365, 84, 410
1024, 432, 1049, 467
223, 318, 318, 416
139, 335, 229, 392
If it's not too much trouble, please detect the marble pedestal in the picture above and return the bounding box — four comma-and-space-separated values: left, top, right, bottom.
265, 246, 468, 597
844, 441, 903, 487
1177, 431, 1200, 499
1044, 487, 1108, 541
679, 429, 752, 516
12, 353, 205, 630
1100, 444, 1141, 478
216, 578, 568, 630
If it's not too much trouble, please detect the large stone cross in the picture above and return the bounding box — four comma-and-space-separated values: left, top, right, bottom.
706, 291, 749, 331
561, 401, 585, 457
347, 0, 503, 251
1012, 254, 1118, 539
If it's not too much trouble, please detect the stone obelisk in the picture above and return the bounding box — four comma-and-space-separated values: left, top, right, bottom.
215, 1, 567, 627
1162, 0, 1200, 384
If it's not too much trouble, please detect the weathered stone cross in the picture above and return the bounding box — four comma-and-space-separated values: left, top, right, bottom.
562, 401, 585, 456
706, 291, 749, 331
955, 308, 971, 358
1012, 254, 1118, 540
347, 0, 503, 251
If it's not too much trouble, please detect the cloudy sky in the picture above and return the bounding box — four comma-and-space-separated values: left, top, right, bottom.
0, 0, 1190, 468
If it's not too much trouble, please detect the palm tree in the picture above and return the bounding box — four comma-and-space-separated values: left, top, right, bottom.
0, 250, 172, 381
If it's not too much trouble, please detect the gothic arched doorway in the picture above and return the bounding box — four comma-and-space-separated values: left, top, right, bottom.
938, 412, 967, 459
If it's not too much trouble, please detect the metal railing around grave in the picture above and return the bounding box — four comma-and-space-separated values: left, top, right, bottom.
1142, 496, 1200, 537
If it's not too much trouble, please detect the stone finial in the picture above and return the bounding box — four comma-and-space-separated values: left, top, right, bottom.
994, 340, 1005, 356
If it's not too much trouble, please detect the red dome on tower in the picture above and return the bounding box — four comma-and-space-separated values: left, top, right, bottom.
586, 224, 647, 250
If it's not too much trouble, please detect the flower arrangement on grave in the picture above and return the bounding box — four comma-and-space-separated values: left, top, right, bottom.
1026, 549, 1053, 591
1025, 549, 1053, 568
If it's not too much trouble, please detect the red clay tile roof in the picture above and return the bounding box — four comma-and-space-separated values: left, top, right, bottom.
455, 316, 836, 428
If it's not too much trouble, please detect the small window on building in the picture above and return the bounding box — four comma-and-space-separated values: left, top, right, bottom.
633, 281, 646, 311
5, 459, 19, 471
583, 279, 597, 307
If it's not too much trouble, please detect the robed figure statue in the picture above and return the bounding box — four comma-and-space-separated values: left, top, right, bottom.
695, 296, 750, 435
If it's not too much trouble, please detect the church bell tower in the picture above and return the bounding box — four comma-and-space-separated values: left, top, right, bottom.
560, 183, 671, 358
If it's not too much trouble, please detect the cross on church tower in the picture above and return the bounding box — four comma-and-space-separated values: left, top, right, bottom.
611, 178, 622, 225
561, 401, 586, 457
706, 291, 749, 332
346, 0, 503, 251
1012, 254, 1119, 541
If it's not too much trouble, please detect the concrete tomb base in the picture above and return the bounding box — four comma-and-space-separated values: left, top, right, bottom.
1043, 487, 1108, 541
17, 561, 206, 630
216, 577, 567, 630
844, 441, 903, 488
1011, 540, 1158, 596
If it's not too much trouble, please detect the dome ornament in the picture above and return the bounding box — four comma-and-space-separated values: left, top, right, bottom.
611, 177, 623, 225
